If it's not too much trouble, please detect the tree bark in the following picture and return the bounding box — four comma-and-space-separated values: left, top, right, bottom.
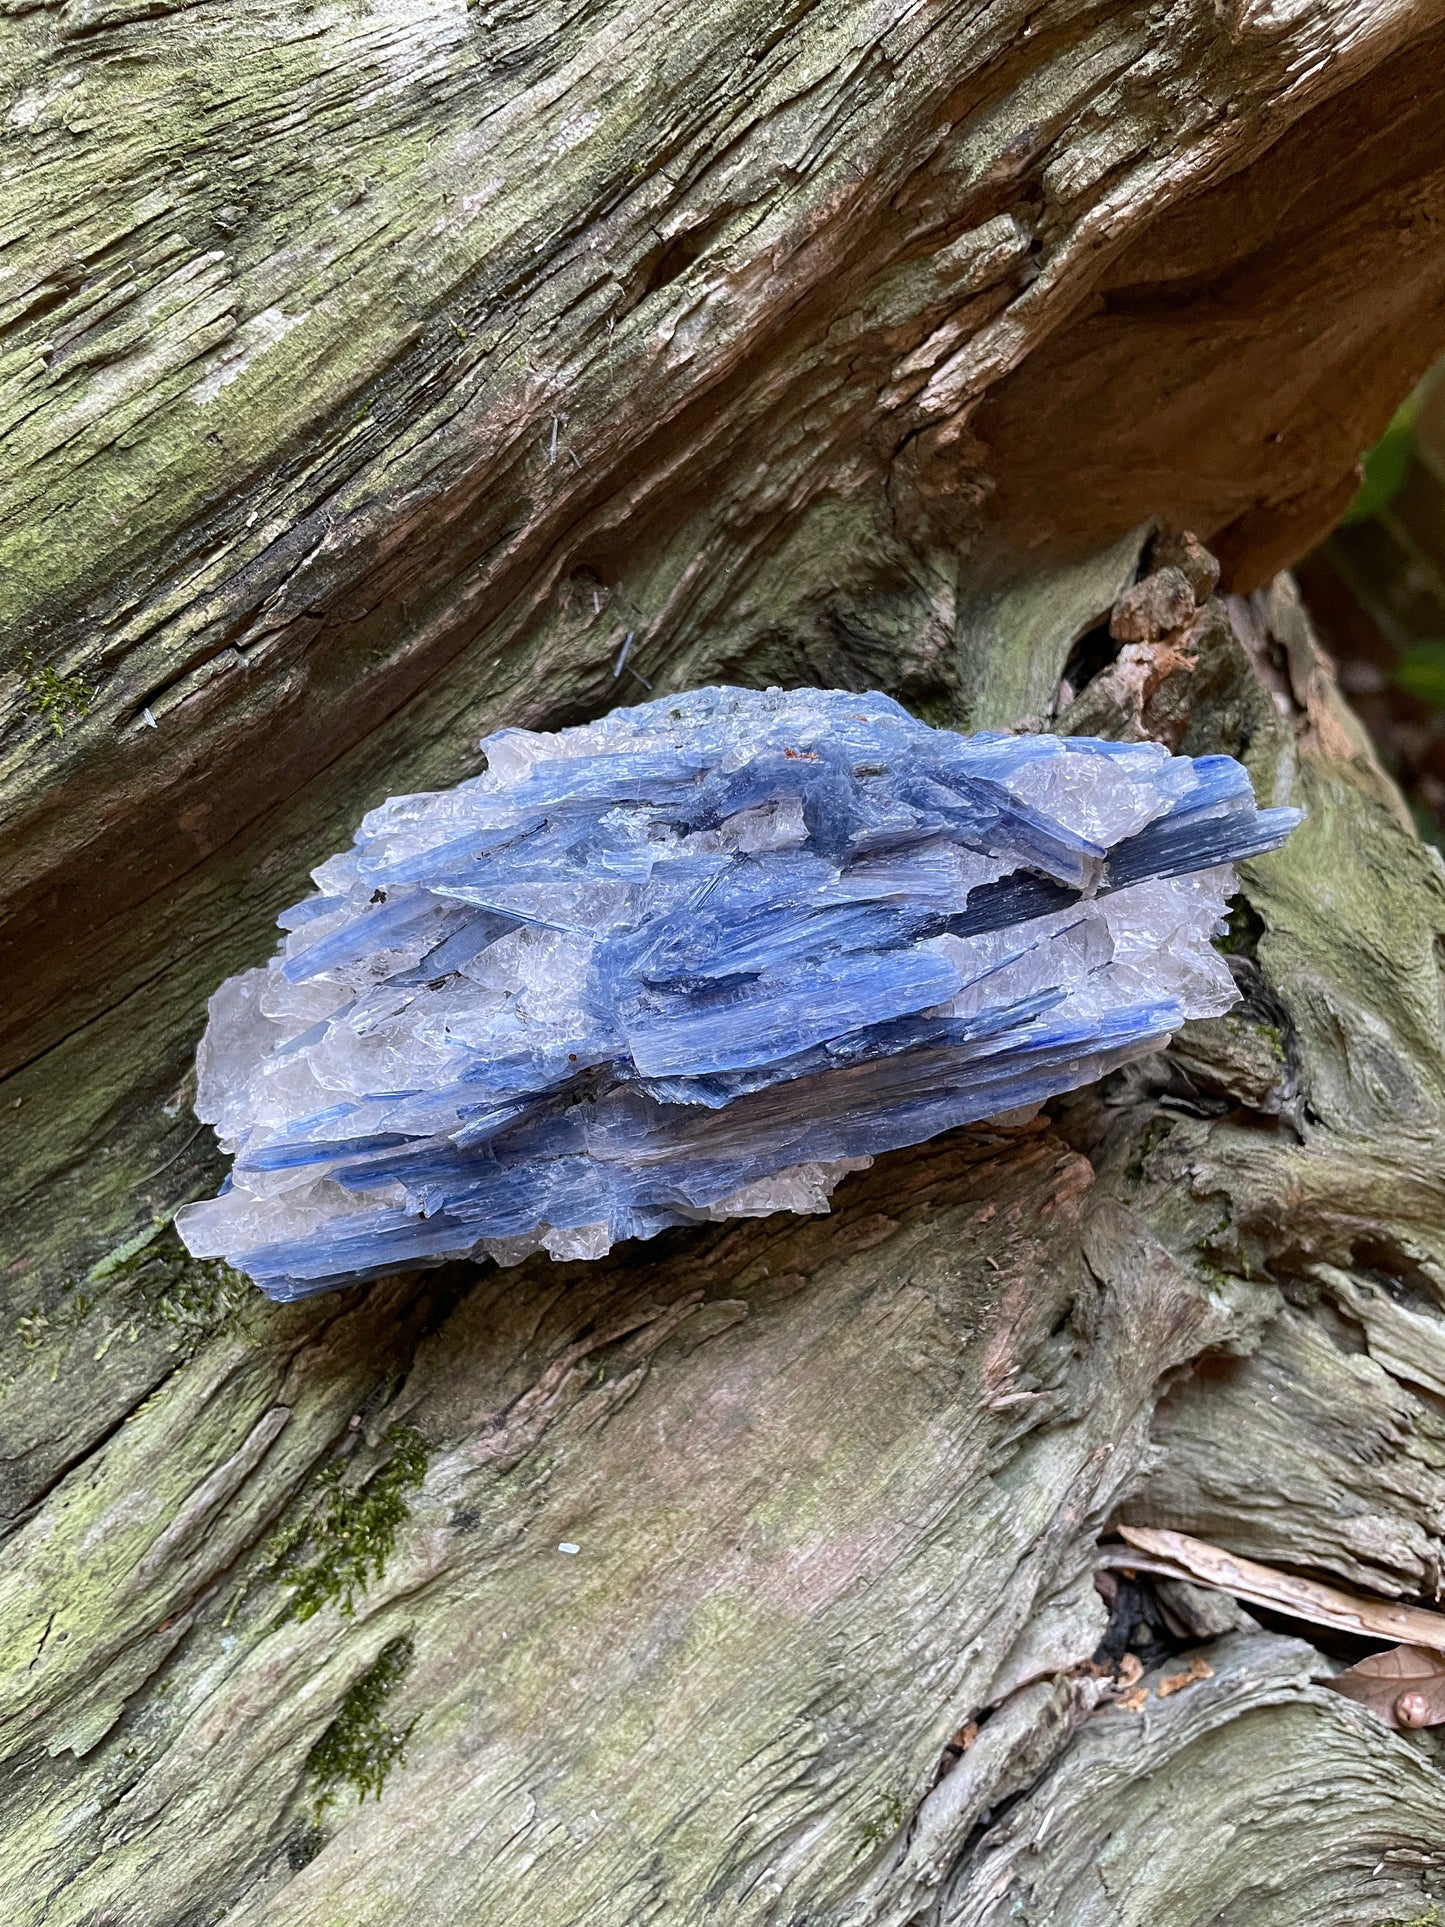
5, 2, 1445, 1922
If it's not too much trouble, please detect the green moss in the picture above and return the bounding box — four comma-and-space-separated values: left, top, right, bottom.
269, 1425, 430, 1623
1215, 895, 1264, 959
15, 1222, 251, 1362
857, 1790, 910, 1853
1257, 1022, 1286, 1062
20, 648, 93, 737
903, 694, 958, 730
306, 1634, 415, 1814
1124, 1116, 1172, 1186
1374, 1906, 1439, 1927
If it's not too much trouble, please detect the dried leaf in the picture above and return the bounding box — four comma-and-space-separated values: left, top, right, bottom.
1116, 1653, 1144, 1687
1328, 1645, 1445, 1729
1108, 1526, 1445, 1653
1157, 1654, 1214, 1698
1115, 1686, 1150, 1713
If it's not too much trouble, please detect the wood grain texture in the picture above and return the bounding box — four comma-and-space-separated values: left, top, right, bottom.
4, 561, 1445, 1925
6, 2, 1445, 1920
944, 1632, 1445, 1925
4, 0, 1444, 1078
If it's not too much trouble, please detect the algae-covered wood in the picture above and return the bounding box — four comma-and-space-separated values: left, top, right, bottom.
7, 0, 1445, 1921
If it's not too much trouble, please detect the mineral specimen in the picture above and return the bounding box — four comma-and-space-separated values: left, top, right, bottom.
177, 686, 1299, 1298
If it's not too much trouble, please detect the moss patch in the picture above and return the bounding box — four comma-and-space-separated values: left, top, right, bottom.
857, 1789, 910, 1854
21, 648, 93, 737
306, 1634, 415, 1814
15, 1223, 252, 1362
269, 1425, 430, 1623
1215, 894, 1265, 960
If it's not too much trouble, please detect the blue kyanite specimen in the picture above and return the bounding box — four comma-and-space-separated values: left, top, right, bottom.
177, 686, 1299, 1298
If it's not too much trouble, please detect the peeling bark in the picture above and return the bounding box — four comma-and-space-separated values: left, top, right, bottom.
5, 2, 1445, 1922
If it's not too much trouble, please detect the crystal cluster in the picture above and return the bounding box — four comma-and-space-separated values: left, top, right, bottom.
177, 686, 1299, 1298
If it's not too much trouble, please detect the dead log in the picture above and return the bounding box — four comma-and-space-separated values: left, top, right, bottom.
5, 1, 1445, 1921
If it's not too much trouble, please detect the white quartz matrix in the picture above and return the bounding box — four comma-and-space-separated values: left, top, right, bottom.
178, 686, 1299, 1297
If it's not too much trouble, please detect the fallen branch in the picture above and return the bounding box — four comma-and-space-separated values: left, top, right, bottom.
1104, 1526, 1445, 1653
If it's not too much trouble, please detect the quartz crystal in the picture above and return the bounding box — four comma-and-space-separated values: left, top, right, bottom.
177, 686, 1299, 1298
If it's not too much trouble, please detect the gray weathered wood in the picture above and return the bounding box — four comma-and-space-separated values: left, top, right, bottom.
6, 2, 1445, 1921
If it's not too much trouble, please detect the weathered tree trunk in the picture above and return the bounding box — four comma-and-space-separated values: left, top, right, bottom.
7, 1, 1445, 1921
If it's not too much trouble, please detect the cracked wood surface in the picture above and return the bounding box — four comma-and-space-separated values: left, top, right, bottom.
7, 1, 1445, 1921
6, 565, 1445, 1924
4, 0, 1445, 1080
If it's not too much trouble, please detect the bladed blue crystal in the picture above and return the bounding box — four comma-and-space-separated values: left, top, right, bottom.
177, 686, 1299, 1298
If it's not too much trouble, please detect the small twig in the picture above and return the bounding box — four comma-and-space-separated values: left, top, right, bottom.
1110, 1525, 1445, 1650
